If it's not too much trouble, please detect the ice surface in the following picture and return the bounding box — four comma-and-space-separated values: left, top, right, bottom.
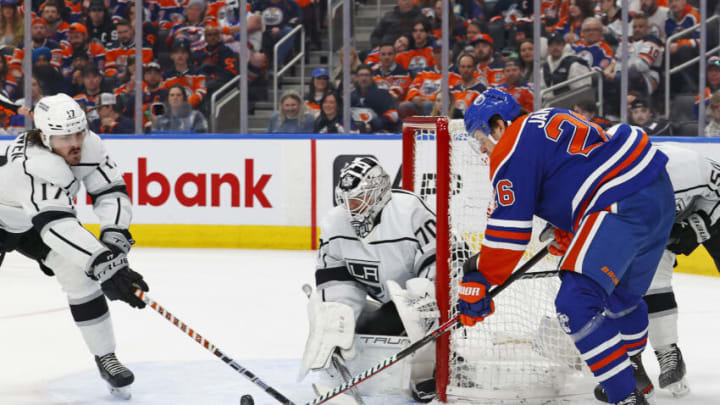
0, 248, 718, 405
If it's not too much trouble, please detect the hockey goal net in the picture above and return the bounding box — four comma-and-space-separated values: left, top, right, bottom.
401, 116, 593, 403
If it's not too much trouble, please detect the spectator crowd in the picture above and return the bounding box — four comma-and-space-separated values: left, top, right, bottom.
0, 0, 716, 135
271, 0, 720, 136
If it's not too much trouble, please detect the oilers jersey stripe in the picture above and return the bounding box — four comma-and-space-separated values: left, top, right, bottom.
625, 335, 648, 356
595, 358, 632, 382
487, 218, 533, 228
475, 245, 525, 284
489, 115, 530, 182
485, 228, 531, 243
588, 344, 628, 372
621, 328, 648, 341
571, 127, 640, 222
580, 333, 622, 360
573, 134, 652, 229
482, 239, 528, 251
561, 210, 606, 272
582, 146, 658, 223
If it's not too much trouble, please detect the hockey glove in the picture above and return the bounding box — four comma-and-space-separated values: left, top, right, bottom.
667, 212, 712, 255
458, 271, 495, 327
88, 249, 149, 309
539, 223, 573, 256
100, 228, 135, 254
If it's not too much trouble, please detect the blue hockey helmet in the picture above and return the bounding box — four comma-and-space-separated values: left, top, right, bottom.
464, 88, 521, 136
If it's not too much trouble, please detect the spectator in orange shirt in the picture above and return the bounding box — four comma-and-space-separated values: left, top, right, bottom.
41, 2, 70, 45
497, 58, 534, 112
396, 18, 436, 75
60, 23, 106, 77
164, 39, 207, 109
9, 17, 63, 78
105, 18, 153, 81
0, 50, 17, 100
400, 44, 461, 116
471, 33, 504, 87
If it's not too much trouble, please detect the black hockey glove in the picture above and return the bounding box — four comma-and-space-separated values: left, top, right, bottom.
88, 249, 149, 309
667, 211, 713, 256
100, 228, 135, 254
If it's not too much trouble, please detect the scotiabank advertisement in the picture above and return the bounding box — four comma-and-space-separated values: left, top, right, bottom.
75, 138, 311, 227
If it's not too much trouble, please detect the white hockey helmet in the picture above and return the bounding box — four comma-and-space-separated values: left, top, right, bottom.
335, 157, 392, 238
34, 93, 87, 148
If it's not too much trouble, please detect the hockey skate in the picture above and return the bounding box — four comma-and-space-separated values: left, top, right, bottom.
594, 353, 654, 403
410, 377, 436, 403
95, 353, 134, 399
616, 389, 650, 405
655, 344, 689, 397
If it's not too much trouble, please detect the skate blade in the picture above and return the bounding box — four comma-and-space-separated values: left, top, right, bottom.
666, 378, 690, 398
108, 384, 132, 400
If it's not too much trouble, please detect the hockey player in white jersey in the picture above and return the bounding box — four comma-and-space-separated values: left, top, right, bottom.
642, 142, 720, 397
0, 93, 148, 399
298, 157, 438, 401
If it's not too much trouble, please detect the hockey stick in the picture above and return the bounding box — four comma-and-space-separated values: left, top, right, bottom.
134, 290, 297, 405
305, 244, 551, 405
301, 284, 366, 405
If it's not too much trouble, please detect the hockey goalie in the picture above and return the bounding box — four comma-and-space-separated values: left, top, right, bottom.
298, 157, 439, 401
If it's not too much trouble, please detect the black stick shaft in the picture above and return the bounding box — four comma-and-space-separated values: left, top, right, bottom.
135, 290, 297, 405
305, 244, 551, 405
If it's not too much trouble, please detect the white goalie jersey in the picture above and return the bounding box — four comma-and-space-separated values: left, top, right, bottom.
316, 189, 437, 319
0, 130, 132, 269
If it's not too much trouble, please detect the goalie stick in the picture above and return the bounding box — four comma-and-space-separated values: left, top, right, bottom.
134, 290, 296, 405
305, 244, 551, 405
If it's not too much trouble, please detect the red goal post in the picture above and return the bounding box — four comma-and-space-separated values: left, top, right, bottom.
401, 116, 453, 401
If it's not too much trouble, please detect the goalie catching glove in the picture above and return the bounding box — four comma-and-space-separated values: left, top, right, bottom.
458, 253, 494, 327
539, 223, 573, 256
298, 291, 356, 380
667, 211, 713, 255
87, 248, 148, 309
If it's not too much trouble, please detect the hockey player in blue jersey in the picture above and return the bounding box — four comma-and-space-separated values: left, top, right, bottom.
457, 89, 675, 405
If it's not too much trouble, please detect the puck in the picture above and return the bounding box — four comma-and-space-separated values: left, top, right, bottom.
240, 394, 255, 405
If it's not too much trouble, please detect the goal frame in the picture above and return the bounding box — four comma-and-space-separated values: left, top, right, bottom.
401, 116, 452, 402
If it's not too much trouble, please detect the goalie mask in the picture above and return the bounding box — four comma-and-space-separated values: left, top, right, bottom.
335, 157, 392, 238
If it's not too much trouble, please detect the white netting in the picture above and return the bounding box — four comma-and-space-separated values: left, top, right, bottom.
406, 118, 593, 403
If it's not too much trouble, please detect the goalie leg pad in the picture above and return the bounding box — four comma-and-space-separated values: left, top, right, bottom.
299, 292, 356, 381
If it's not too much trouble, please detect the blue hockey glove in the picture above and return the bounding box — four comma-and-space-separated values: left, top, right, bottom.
458, 271, 495, 327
